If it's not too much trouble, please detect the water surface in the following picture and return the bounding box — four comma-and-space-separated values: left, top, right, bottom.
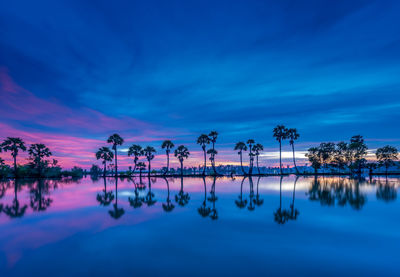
0, 176, 399, 276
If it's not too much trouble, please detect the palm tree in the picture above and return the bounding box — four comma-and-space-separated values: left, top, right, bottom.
1, 137, 27, 178
247, 139, 255, 175
234, 142, 247, 175
161, 140, 174, 175
137, 162, 146, 178
287, 128, 300, 174
253, 143, 264, 175
273, 125, 288, 174
143, 146, 156, 177
235, 177, 248, 208
28, 143, 52, 177
127, 144, 142, 173
174, 145, 190, 176
208, 131, 218, 175
96, 177, 114, 206
96, 147, 114, 177
197, 134, 210, 175
162, 178, 175, 212
107, 134, 124, 177
198, 177, 211, 217
3, 180, 27, 218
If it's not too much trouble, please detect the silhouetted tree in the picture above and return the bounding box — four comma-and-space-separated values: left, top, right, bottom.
273, 125, 288, 174
253, 143, 264, 175
161, 140, 175, 175
1, 137, 27, 178
197, 134, 210, 175
376, 145, 398, 176
28, 144, 52, 177
208, 131, 219, 175
306, 147, 322, 174
234, 142, 247, 175
128, 144, 143, 174
247, 139, 255, 175
137, 162, 146, 178
96, 147, 114, 177
348, 135, 368, 174
97, 177, 114, 206
174, 145, 190, 176
287, 128, 300, 174
143, 146, 156, 177
107, 134, 124, 177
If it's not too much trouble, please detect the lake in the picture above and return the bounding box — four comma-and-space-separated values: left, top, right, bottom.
0, 176, 399, 276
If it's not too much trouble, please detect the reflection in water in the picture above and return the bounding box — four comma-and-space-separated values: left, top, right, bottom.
288, 177, 299, 221
376, 178, 397, 202
207, 177, 218, 220
274, 177, 289, 224
307, 177, 367, 210
3, 180, 27, 218
254, 177, 263, 207
175, 176, 190, 206
144, 176, 156, 206
235, 177, 247, 209
162, 178, 175, 212
109, 178, 125, 219
129, 178, 143, 209
248, 177, 255, 211
198, 177, 211, 217
97, 177, 114, 206
30, 179, 53, 212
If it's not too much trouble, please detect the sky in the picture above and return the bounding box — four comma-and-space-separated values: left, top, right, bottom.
1, 0, 400, 169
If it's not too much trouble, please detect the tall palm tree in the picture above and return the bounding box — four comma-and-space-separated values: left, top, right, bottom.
273, 125, 289, 175
235, 177, 248, 208
253, 143, 264, 175
174, 145, 190, 176
234, 142, 247, 175
198, 177, 211, 217
197, 134, 210, 175
127, 144, 142, 173
143, 146, 156, 177
208, 131, 218, 175
247, 139, 255, 175
28, 143, 52, 177
161, 140, 174, 175
96, 147, 114, 177
137, 162, 146, 179
162, 178, 175, 212
96, 177, 114, 206
1, 137, 27, 178
287, 128, 300, 174
107, 134, 124, 177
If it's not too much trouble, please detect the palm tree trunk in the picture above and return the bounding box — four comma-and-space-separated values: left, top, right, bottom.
257, 155, 260, 175
13, 155, 17, 178
279, 140, 282, 175
165, 151, 170, 175
240, 152, 245, 175
148, 160, 151, 177
103, 162, 106, 177
212, 142, 216, 175
180, 160, 183, 176
203, 147, 206, 175
291, 143, 299, 174
114, 148, 118, 177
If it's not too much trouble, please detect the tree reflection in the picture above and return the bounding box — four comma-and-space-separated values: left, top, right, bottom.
288, 176, 299, 221
274, 176, 289, 224
248, 177, 255, 211
253, 177, 264, 207
376, 178, 397, 203
162, 178, 175, 212
3, 180, 27, 218
109, 178, 125, 219
175, 176, 190, 206
198, 177, 211, 217
97, 177, 114, 206
207, 177, 218, 220
143, 176, 156, 207
30, 179, 53, 212
128, 178, 143, 209
235, 177, 248, 209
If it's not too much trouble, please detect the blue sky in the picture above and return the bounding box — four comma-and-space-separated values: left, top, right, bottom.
0, 0, 400, 168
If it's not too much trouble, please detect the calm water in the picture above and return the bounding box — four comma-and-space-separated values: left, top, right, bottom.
0, 176, 399, 276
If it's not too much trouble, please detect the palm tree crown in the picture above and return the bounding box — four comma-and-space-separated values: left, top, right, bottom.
161, 140, 174, 153
174, 145, 190, 162
107, 134, 124, 150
